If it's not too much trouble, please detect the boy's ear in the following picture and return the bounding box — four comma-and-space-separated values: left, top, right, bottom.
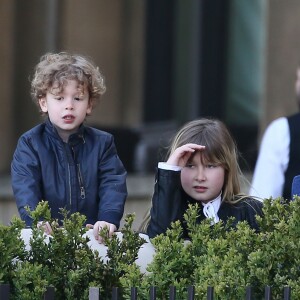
86, 100, 93, 115
39, 98, 48, 113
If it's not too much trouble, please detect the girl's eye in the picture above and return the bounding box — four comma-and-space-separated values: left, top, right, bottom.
55, 97, 62, 101
74, 97, 81, 101
186, 163, 195, 169
206, 164, 216, 169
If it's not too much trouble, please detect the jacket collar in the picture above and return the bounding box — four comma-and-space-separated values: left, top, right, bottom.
45, 118, 85, 146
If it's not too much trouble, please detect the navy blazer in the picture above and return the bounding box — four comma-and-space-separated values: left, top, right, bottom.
147, 168, 263, 238
11, 118, 127, 228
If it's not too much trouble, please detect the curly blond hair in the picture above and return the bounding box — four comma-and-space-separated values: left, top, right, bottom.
31, 52, 106, 114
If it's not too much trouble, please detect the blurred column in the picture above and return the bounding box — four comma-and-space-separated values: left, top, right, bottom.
13, 0, 61, 141
225, 0, 267, 126
173, 0, 230, 123
143, 0, 175, 122
225, 0, 267, 169
0, 0, 15, 173
264, 1, 300, 131
172, 0, 202, 123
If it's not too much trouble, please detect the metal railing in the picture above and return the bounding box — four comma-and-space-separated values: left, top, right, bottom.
0, 284, 292, 299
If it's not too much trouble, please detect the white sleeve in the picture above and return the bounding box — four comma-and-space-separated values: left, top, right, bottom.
249, 117, 290, 199
158, 162, 182, 171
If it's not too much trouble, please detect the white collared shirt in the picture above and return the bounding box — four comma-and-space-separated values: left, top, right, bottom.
249, 117, 289, 199
202, 194, 221, 225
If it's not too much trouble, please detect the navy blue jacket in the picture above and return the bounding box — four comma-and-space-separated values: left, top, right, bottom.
147, 168, 263, 238
11, 119, 127, 228
283, 113, 300, 199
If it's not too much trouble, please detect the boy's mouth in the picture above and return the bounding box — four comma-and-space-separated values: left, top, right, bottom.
63, 115, 75, 120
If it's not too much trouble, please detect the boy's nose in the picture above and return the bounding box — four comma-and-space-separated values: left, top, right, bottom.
65, 99, 74, 110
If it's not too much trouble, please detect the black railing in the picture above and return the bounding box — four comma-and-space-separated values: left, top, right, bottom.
0, 284, 292, 299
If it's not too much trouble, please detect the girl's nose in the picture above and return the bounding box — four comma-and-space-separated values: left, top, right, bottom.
195, 167, 206, 181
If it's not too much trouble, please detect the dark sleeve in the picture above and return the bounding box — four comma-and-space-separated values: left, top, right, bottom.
235, 198, 263, 232
244, 198, 263, 231
11, 136, 42, 226
147, 168, 186, 238
97, 134, 127, 228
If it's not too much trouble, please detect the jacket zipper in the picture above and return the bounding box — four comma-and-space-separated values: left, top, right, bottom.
77, 163, 86, 199
68, 164, 72, 205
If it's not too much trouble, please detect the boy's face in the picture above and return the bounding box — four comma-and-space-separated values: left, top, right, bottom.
39, 80, 92, 142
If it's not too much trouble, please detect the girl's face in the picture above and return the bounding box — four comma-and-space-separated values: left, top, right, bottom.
180, 152, 225, 203
39, 80, 92, 142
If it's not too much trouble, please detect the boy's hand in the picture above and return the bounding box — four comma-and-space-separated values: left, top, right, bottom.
86, 221, 117, 244
166, 143, 205, 167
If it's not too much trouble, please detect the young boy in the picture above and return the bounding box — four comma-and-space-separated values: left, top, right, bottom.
11, 52, 127, 242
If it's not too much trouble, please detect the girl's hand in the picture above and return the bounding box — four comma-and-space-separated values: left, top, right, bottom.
166, 143, 205, 168
86, 221, 117, 244
37, 221, 53, 235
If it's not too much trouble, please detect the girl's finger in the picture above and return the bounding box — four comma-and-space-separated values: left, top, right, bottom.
45, 222, 52, 234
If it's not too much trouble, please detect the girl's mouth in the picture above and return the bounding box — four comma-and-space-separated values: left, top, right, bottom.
194, 186, 207, 193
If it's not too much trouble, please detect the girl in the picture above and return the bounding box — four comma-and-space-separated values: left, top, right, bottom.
146, 118, 263, 238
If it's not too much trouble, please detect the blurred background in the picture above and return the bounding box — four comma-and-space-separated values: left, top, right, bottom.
1, 0, 299, 228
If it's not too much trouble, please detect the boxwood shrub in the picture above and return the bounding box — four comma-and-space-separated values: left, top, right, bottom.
1, 197, 300, 299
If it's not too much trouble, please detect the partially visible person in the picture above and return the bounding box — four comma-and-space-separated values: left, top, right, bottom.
11, 52, 127, 242
145, 118, 263, 239
249, 68, 300, 200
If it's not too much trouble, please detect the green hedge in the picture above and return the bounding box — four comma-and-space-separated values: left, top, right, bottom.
1, 198, 300, 299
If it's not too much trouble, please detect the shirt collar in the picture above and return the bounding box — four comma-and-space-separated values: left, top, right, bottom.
202, 193, 222, 224
45, 117, 85, 146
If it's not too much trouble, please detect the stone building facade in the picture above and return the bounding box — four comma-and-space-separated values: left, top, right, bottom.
1, 0, 300, 227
